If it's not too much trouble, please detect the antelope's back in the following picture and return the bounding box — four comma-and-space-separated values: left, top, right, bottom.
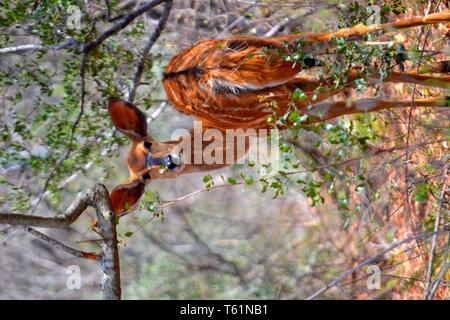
162, 37, 304, 129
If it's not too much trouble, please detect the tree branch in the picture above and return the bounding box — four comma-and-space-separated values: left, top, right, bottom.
30, 51, 89, 215
128, 0, 172, 102
0, 183, 122, 300
0, 39, 81, 54
0, 0, 167, 55
90, 185, 122, 300
24, 1, 171, 212
0, 185, 98, 227
84, 0, 167, 52
182, 214, 245, 283
103, 0, 139, 22
153, 139, 447, 211
403, 0, 437, 262
22, 226, 99, 260
306, 227, 449, 300
424, 165, 448, 299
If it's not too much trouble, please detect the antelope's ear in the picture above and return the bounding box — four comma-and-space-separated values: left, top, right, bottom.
109, 180, 145, 216
108, 97, 148, 140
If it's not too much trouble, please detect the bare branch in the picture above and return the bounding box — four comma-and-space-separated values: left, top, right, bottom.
22, 226, 99, 260
0, 38, 81, 54
306, 228, 448, 300
103, 0, 139, 22
428, 254, 449, 299
182, 214, 245, 282
0, 183, 122, 300
403, 0, 437, 259
128, 0, 172, 102
424, 165, 448, 299
91, 185, 122, 300
84, 0, 167, 52
264, 4, 335, 37
30, 51, 89, 214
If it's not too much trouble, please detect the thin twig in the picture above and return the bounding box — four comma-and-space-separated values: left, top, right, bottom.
403, 0, 437, 256
103, 0, 136, 22
424, 165, 448, 299
0, 38, 81, 54
219, 1, 260, 36
305, 228, 448, 300
264, 4, 335, 37
128, 0, 172, 103
84, 0, 166, 51
0, 183, 122, 299
182, 214, 245, 282
30, 51, 88, 214
427, 238, 449, 299
22, 226, 99, 260
156, 139, 448, 211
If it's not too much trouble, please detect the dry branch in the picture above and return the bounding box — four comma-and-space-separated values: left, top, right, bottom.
129, 0, 173, 102
306, 228, 449, 300
0, 183, 121, 300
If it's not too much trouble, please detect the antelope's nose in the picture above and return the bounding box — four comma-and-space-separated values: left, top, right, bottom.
169, 153, 182, 166
166, 155, 177, 170
165, 154, 183, 170
145, 153, 182, 170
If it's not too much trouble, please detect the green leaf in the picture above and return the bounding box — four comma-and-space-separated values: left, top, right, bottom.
414, 183, 429, 202
244, 178, 254, 185
292, 88, 306, 100
203, 174, 214, 189
288, 111, 299, 122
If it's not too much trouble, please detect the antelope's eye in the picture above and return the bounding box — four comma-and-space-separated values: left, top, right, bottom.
143, 141, 152, 150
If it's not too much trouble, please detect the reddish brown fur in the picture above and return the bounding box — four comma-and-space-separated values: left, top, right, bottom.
108, 11, 450, 215
162, 11, 449, 130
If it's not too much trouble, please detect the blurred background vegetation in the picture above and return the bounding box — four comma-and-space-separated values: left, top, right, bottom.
0, 0, 448, 299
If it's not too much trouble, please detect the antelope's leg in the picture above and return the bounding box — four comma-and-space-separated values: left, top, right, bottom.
277, 10, 450, 43
419, 61, 450, 74
352, 58, 450, 87
291, 66, 449, 99
343, 68, 450, 89
285, 71, 449, 116
381, 72, 450, 89
303, 96, 448, 123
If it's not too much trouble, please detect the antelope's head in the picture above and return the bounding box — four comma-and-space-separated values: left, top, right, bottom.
107, 98, 183, 216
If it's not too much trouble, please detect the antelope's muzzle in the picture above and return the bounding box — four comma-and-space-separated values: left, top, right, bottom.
145, 153, 182, 170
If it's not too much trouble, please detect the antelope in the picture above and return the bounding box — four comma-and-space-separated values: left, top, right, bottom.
108, 11, 450, 216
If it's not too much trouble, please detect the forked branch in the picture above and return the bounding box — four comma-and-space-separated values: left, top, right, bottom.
0, 184, 121, 300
